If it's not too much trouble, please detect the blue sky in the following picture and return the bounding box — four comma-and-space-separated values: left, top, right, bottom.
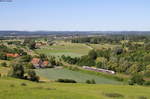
0, 0, 150, 31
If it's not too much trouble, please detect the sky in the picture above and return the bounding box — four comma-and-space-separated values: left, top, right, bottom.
0, 0, 150, 31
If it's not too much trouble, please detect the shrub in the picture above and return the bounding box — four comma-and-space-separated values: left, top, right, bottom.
20, 55, 32, 62
77, 55, 95, 66
85, 80, 91, 84
1, 62, 7, 67
10, 84, 15, 87
21, 83, 27, 86
138, 96, 147, 99
85, 79, 96, 84
68, 66, 79, 71
88, 50, 97, 59
56, 79, 77, 83
0, 52, 7, 60
91, 79, 96, 84
104, 93, 124, 98
25, 63, 35, 69
128, 80, 134, 85
27, 70, 39, 82
9, 63, 24, 79
129, 74, 145, 85
143, 81, 150, 86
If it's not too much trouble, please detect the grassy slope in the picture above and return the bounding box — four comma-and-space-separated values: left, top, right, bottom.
0, 77, 150, 99
36, 68, 121, 84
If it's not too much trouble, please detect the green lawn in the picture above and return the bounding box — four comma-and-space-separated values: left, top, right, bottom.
36, 68, 121, 84
35, 42, 91, 57
0, 77, 150, 99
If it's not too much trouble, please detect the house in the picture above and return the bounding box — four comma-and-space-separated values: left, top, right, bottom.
31, 58, 49, 68
31, 58, 42, 68
41, 61, 49, 68
36, 42, 47, 47
6, 53, 20, 58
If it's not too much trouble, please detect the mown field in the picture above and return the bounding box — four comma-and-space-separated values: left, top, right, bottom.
35, 42, 91, 57
35, 41, 119, 57
36, 68, 121, 84
0, 77, 150, 99
89, 44, 119, 50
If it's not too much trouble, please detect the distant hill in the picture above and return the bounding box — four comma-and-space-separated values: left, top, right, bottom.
0, 31, 150, 37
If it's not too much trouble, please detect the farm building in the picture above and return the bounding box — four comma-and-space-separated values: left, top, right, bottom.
6, 53, 20, 58
31, 58, 50, 68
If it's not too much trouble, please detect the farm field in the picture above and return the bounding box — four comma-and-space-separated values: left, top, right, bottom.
88, 44, 120, 50
35, 42, 120, 57
0, 77, 150, 99
35, 42, 91, 57
36, 68, 121, 84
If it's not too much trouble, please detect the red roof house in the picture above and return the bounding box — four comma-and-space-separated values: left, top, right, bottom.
31, 58, 49, 68
6, 53, 20, 58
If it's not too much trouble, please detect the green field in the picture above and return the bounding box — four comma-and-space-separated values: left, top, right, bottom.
0, 77, 150, 99
35, 42, 91, 57
35, 42, 120, 57
89, 44, 119, 50
36, 68, 121, 84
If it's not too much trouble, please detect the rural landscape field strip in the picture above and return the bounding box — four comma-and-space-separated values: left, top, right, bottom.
0, 78, 150, 99
36, 42, 91, 57
36, 68, 121, 84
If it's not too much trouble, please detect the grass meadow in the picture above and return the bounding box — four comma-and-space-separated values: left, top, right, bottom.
0, 77, 150, 99
35, 42, 91, 57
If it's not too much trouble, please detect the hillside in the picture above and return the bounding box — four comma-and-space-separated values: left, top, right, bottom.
0, 77, 150, 99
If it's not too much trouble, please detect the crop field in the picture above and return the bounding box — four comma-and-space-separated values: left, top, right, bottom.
88, 44, 119, 50
36, 68, 121, 84
0, 77, 150, 99
35, 42, 120, 57
35, 42, 91, 57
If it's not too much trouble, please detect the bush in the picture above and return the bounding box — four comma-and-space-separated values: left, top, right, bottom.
0, 62, 7, 67
91, 79, 96, 84
10, 84, 15, 87
27, 70, 39, 82
138, 96, 147, 99
0, 53, 7, 60
128, 80, 134, 85
85, 80, 91, 84
104, 93, 124, 98
129, 74, 145, 85
77, 55, 95, 66
21, 83, 27, 86
88, 50, 97, 59
56, 79, 77, 83
25, 63, 35, 69
85, 79, 96, 84
9, 63, 24, 79
143, 81, 150, 86
20, 55, 32, 62
68, 66, 79, 71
